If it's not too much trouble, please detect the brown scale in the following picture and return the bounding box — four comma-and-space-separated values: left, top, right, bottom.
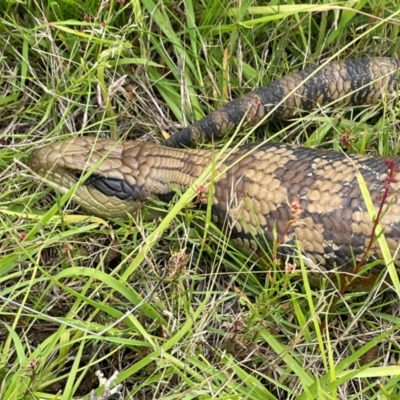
29, 57, 400, 290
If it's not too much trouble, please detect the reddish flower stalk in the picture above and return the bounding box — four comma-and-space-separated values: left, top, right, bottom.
273, 199, 303, 262
340, 130, 351, 149
343, 159, 399, 291
278, 200, 302, 245
194, 184, 207, 205
322, 159, 399, 330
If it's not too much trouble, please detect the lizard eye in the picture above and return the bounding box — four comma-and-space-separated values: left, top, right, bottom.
67, 169, 89, 181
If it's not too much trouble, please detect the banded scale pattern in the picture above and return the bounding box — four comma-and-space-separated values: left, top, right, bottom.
29, 57, 400, 289
164, 57, 400, 148
212, 143, 400, 272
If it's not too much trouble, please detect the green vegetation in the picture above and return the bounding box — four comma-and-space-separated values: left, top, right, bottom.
1, 1, 400, 399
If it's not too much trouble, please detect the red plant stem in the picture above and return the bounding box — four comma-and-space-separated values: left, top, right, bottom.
322, 159, 399, 330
